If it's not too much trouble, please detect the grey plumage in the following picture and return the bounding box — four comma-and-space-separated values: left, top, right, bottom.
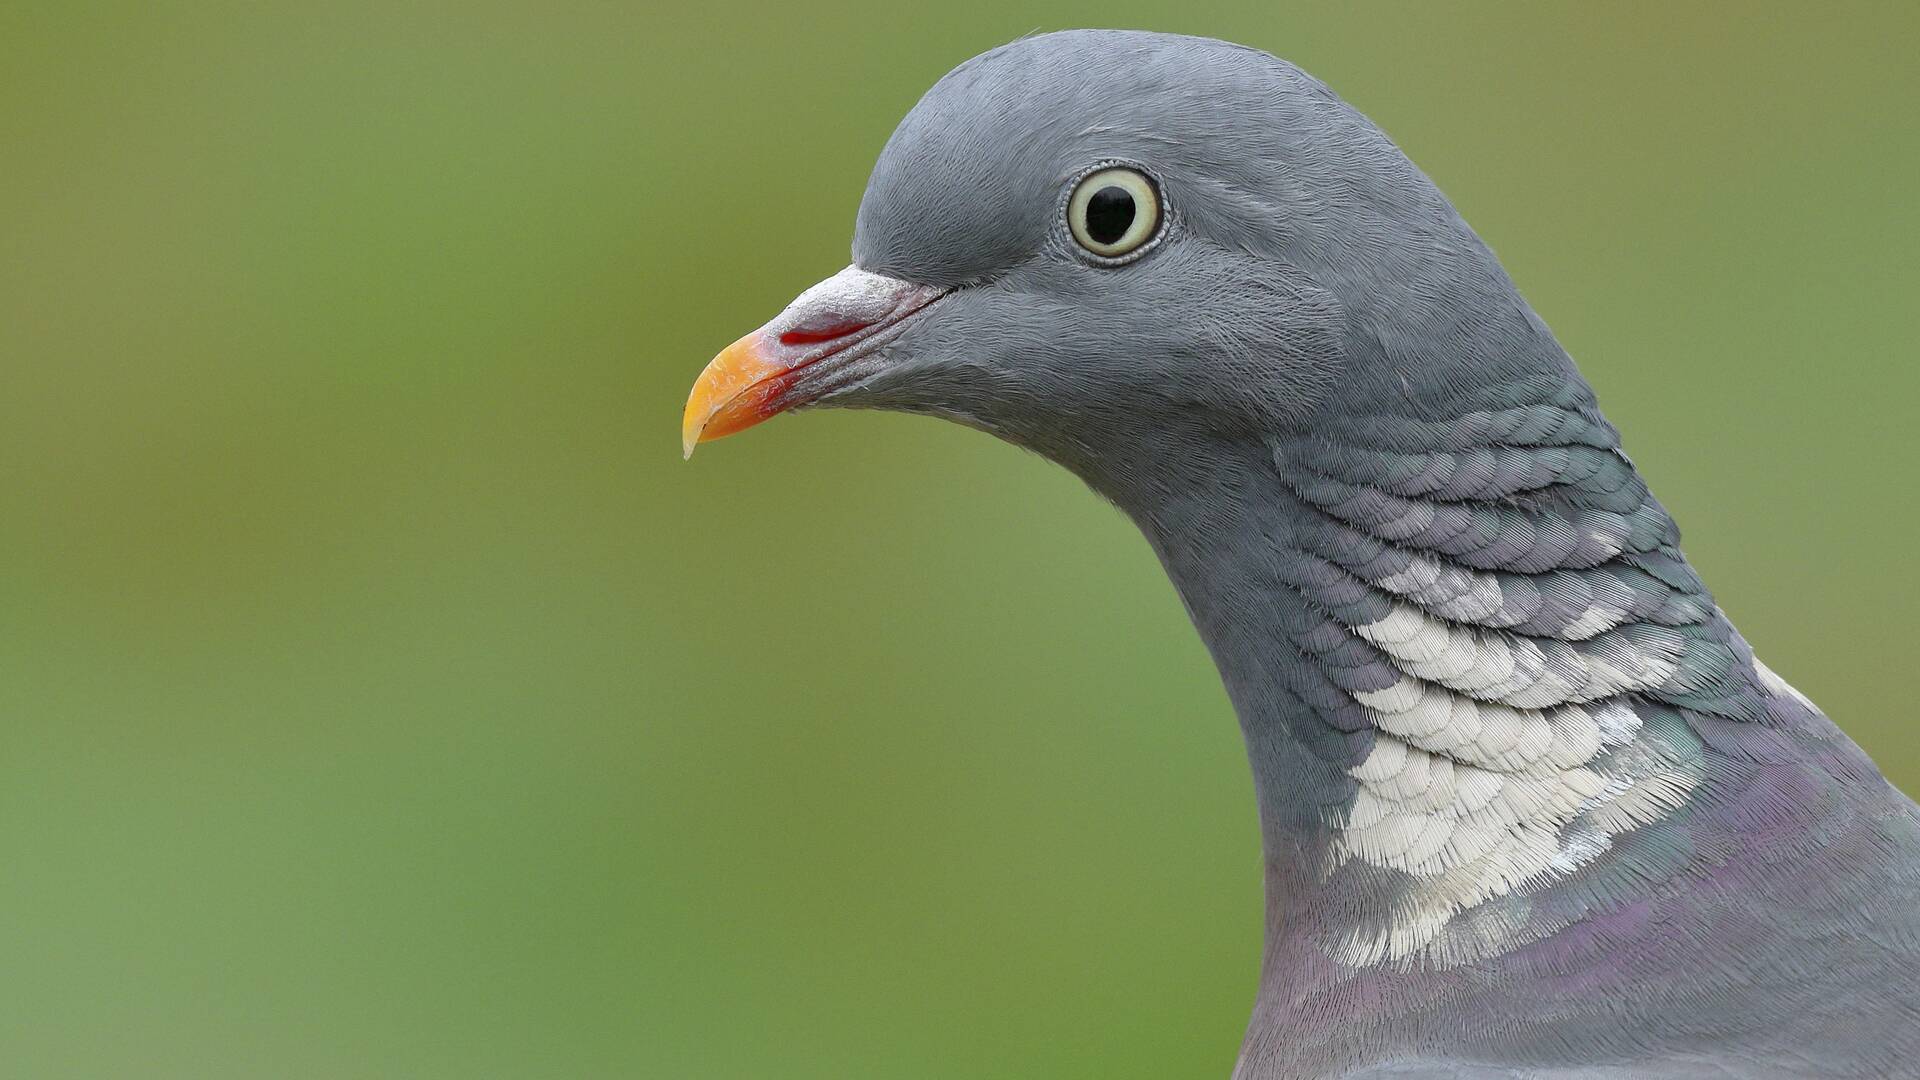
685, 29, 1920, 1078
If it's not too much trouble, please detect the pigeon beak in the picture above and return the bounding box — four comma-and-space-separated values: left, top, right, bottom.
681, 266, 945, 458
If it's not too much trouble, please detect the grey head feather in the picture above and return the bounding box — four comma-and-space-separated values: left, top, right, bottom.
719, 28, 1920, 1079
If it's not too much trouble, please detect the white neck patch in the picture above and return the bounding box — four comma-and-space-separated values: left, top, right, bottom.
1324, 599, 1704, 966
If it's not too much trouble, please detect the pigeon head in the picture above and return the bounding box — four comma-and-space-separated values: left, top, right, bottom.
683, 29, 1534, 493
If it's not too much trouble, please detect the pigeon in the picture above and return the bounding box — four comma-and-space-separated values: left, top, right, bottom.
681, 29, 1920, 1079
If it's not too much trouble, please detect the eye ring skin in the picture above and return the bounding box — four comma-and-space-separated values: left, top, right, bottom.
1059, 162, 1168, 265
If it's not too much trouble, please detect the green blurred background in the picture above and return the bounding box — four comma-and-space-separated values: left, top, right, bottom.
3, 3, 1916, 1077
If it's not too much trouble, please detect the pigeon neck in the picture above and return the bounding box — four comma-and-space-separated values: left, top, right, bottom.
1097, 440, 1403, 1004
1104, 437, 1358, 857
1091, 372, 1728, 984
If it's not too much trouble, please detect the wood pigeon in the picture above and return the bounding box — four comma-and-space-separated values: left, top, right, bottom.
682, 30, 1920, 1079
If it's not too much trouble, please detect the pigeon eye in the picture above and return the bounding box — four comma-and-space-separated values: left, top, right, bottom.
1067, 167, 1161, 260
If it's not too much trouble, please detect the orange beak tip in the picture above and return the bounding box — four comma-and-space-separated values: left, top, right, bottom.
682, 331, 786, 460
679, 398, 705, 460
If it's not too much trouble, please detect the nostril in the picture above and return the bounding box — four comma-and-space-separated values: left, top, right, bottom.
779, 316, 873, 347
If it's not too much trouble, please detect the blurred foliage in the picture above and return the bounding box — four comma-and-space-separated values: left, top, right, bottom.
2, 3, 1916, 1077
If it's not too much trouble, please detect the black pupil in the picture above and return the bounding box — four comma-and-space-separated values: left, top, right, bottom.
1084, 185, 1136, 246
